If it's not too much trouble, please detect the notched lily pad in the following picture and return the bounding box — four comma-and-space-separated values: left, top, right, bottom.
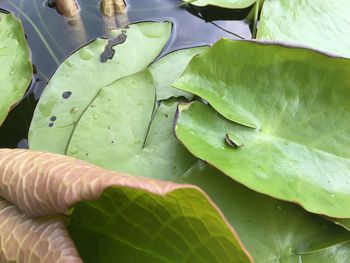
174, 39, 350, 218
29, 21, 172, 154
66, 70, 197, 180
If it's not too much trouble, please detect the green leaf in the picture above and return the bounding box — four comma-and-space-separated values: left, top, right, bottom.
178, 162, 350, 262
68, 185, 252, 263
257, 0, 350, 58
66, 70, 197, 180
183, 0, 256, 9
149, 46, 208, 101
29, 21, 172, 154
173, 39, 350, 218
0, 13, 32, 126
31, 44, 207, 180
0, 149, 252, 263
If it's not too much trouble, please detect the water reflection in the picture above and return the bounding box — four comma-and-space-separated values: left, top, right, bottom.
0, 0, 252, 148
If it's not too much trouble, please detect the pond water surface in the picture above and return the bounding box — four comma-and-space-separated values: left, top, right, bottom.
0, 0, 253, 148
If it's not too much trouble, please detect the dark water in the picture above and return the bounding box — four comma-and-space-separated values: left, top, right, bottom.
0, 0, 253, 148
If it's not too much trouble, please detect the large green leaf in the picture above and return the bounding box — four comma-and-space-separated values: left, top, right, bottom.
183, 0, 256, 9
0, 149, 252, 263
40, 41, 350, 261
178, 162, 350, 262
0, 13, 32, 126
257, 0, 350, 58
29, 21, 172, 154
173, 39, 350, 218
32, 46, 207, 180
66, 70, 197, 180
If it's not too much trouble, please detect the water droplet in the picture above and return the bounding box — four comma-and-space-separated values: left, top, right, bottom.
217, 88, 228, 98
291, 10, 296, 17
79, 49, 93, 60
62, 91, 72, 99
48, 123, 54, 127
10, 69, 16, 75
276, 205, 282, 211
330, 193, 336, 198
65, 61, 73, 68
93, 115, 99, 120
70, 107, 78, 113
69, 145, 79, 155
50, 116, 57, 122
284, 141, 289, 146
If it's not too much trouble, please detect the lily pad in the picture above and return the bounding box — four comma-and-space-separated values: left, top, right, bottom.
257, 0, 350, 58
183, 0, 256, 9
173, 39, 350, 218
66, 70, 197, 180
178, 162, 350, 262
0, 13, 32, 126
149, 46, 208, 101
0, 149, 252, 263
29, 21, 172, 154
31, 44, 206, 180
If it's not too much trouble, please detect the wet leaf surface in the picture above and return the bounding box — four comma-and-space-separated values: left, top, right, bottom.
0, 13, 32, 126
174, 39, 350, 218
257, 0, 350, 58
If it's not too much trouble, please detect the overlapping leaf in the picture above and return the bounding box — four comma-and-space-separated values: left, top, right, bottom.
30, 42, 207, 179
66, 70, 197, 180
174, 39, 350, 218
29, 21, 172, 154
0, 13, 32, 126
178, 162, 350, 262
149, 46, 208, 101
0, 149, 252, 263
257, 0, 350, 58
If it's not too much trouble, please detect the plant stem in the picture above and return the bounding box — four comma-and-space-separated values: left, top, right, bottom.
253, 0, 260, 39
54, 0, 79, 17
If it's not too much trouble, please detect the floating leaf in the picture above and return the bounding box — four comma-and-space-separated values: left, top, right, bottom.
0, 13, 32, 126
257, 0, 350, 58
32, 45, 207, 180
29, 21, 172, 154
66, 70, 197, 180
174, 39, 350, 218
183, 0, 256, 9
0, 149, 252, 263
178, 162, 350, 262
149, 46, 208, 101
